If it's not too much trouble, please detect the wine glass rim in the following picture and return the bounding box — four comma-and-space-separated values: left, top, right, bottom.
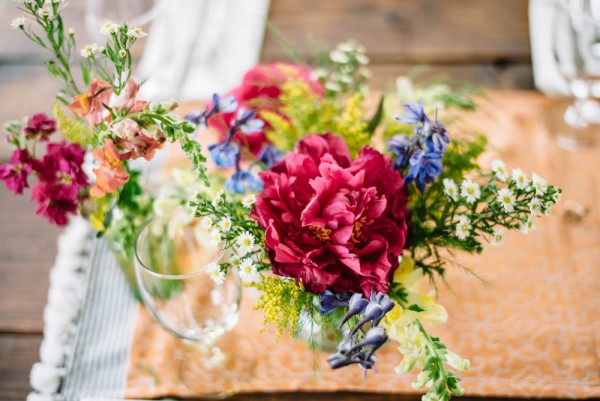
134, 209, 225, 280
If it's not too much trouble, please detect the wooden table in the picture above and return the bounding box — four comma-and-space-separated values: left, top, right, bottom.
0, 90, 586, 401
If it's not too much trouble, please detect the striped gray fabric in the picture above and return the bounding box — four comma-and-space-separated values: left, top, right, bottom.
60, 238, 138, 401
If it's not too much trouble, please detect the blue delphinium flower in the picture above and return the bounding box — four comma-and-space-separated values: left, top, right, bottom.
224, 169, 263, 194
405, 149, 443, 193
208, 141, 239, 168
396, 99, 427, 125
327, 292, 394, 374
185, 94, 238, 127
233, 108, 264, 134
387, 134, 414, 170
257, 144, 284, 168
387, 100, 449, 193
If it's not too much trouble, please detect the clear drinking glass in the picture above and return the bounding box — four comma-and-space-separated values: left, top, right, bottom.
135, 207, 255, 397
551, 0, 600, 150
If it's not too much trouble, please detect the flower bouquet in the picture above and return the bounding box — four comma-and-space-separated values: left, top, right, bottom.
184, 42, 562, 400
2, 3, 563, 400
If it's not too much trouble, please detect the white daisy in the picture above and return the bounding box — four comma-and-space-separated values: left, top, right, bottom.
80, 43, 98, 58
530, 173, 547, 196
206, 262, 225, 285
68, 28, 75, 35
330, 49, 350, 64
241, 194, 256, 209
455, 215, 472, 240
127, 26, 147, 39
443, 178, 459, 202
236, 231, 255, 256
460, 179, 481, 203
199, 216, 213, 230
511, 168, 529, 190
218, 216, 232, 232
10, 17, 26, 30
100, 21, 119, 36
209, 228, 221, 245
37, 7, 53, 19
490, 229, 506, 247
520, 216, 537, 234
552, 190, 562, 204
230, 255, 241, 268
497, 188, 516, 213
491, 159, 509, 182
529, 198, 543, 216
239, 258, 260, 283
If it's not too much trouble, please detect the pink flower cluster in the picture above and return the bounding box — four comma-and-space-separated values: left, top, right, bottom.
250, 134, 409, 296
68, 78, 164, 197
0, 114, 88, 226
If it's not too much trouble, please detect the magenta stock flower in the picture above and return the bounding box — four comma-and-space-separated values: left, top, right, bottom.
250, 134, 409, 296
23, 113, 56, 140
31, 183, 78, 226
0, 149, 33, 194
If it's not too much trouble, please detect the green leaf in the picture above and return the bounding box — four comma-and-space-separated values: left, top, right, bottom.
366, 95, 385, 134
408, 304, 425, 312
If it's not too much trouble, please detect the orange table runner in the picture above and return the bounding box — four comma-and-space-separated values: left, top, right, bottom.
125, 91, 600, 398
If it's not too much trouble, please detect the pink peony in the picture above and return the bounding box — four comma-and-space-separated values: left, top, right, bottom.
23, 113, 56, 140
0, 149, 33, 194
250, 134, 409, 296
208, 63, 324, 156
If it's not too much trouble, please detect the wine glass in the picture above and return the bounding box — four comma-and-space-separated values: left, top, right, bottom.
551, 0, 600, 150
134, 207, 255, 397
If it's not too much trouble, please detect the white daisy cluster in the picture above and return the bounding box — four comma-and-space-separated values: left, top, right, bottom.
313, 40, 370, 95
100, 21, 120, 36
444, 161, 560, 248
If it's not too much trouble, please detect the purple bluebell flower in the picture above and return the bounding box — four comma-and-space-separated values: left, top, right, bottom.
328, 292, 395, 374
232, 108, 264, 134
405, 149, 443, 193
336, 293, 369, 330
396, 99, 427, 125
320, 290, 352, 315
208, 141, 239, 168
257, 144, 284, 168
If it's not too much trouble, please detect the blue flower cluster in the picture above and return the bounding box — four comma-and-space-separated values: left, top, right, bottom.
324, 292, 394, 374
185, 94, 282, 194
387, 100, 449, 193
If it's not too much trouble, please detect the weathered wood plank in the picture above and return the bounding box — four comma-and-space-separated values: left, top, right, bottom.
0, 185, 60, 333
262, 0, 531, 63
0, 334, 41, 401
